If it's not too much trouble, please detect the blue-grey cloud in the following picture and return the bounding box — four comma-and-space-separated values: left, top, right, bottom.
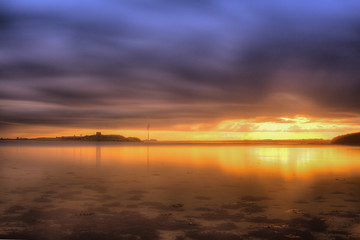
1, 0, 360, 130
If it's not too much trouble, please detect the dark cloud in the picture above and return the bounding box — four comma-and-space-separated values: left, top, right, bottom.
1, 0, 360, 130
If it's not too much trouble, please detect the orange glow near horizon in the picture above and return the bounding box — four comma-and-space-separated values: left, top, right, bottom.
3, 116, 360, 140
10, 144, 360, 179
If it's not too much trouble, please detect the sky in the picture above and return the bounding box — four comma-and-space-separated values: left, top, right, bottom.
1, 0, 360, 140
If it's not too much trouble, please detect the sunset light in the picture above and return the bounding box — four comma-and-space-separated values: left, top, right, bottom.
2, 1, 360, 239
3, 115, 360, 141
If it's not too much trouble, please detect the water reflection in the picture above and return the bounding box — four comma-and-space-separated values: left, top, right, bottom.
2, 142, 360, 239
96, 144, 101, 167
147, 143, 150, 171
3, 143, 360, 178
61, 144, 360, 180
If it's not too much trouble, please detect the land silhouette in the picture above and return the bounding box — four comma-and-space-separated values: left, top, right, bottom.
51, 132, 141, 142
3, 131, 360, 145
1, 132, 142, 142
331, 132, 360, 145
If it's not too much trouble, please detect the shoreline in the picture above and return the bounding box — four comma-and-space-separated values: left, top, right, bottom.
0, 139, 332, 146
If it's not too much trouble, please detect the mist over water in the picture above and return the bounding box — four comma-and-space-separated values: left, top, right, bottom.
1, 141, 360, 239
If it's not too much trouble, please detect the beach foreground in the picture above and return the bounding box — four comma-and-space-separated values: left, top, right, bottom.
1, 141, 360, 239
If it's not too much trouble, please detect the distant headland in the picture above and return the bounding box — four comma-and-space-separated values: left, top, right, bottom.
0, 135, 329, 145
3, 131, 360, 145
331, 132, 360, 146
1, 132, 142, 142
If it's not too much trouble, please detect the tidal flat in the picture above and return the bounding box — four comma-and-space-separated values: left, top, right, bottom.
1, 141, 360, 239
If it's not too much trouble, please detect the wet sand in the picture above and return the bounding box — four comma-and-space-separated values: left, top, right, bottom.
1, 141, 360, 239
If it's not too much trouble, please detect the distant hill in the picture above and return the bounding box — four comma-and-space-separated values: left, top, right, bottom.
33, 133, 142, 142
331, 132, 360, 145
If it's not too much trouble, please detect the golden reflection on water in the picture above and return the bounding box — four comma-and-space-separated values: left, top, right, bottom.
3, 143, 360, 179
3, 142, 360, 239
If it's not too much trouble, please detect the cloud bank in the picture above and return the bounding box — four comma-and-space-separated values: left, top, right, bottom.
1, 0, 360, 133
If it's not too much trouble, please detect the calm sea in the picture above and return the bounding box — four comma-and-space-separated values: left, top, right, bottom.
1, 141, 360, 239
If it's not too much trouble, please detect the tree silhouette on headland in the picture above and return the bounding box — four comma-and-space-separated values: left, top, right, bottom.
332, 132, 360, 145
